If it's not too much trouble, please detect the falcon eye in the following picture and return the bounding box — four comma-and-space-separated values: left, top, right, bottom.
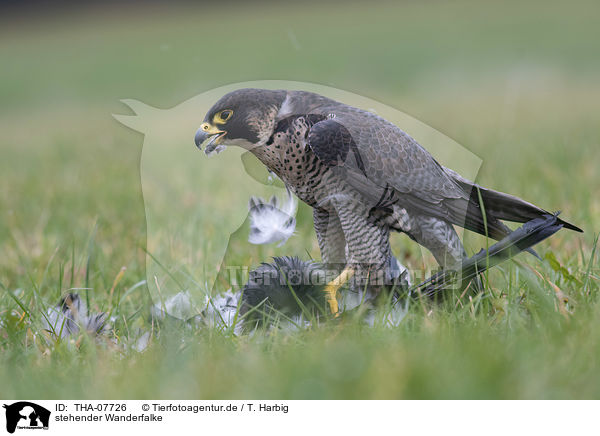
215, 110, 233, 124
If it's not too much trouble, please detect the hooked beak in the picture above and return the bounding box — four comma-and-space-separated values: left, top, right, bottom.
194, 122, 226, 155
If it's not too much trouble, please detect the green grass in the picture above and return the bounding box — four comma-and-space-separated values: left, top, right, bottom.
1, 0, 599, 399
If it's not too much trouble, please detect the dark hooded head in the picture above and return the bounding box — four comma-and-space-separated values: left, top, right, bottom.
194, 88, 287, 155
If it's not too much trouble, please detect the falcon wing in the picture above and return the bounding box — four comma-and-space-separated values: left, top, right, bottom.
306, 111, 580, 239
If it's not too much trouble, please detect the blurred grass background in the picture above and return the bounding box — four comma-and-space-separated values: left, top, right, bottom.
0, 0, 599, 399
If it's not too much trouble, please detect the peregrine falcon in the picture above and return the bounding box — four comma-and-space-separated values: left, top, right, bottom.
194, 89, 582, 314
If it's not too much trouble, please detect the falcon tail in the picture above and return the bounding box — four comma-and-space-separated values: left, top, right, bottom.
469, 184, 583, 232
414, 214, 568, 296
447, 173, 583, 239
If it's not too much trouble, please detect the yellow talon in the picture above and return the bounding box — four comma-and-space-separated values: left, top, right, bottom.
323, 266, 355, 316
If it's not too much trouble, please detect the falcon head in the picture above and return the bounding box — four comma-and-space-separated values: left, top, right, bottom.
194, 88, 287, 155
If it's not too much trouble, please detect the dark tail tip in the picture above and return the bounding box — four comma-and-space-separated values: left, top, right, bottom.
553, 210, 583, 233
553, 211, 583, 233
560, 220, 583, 233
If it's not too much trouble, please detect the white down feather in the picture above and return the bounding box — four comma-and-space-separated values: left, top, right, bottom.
248, 189, 297, 246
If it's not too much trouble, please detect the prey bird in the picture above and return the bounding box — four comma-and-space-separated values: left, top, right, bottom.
194, 89, 582, 314
240, 215, 568, 329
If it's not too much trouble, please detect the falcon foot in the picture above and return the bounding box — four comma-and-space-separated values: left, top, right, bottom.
323, 266, 355, 316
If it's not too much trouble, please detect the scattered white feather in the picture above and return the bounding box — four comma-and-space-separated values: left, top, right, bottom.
385, 298, 410, 327
205, 144, 226, 156
248, 189, 297, 246
42, 293, 107, 339
151, 291, 199, 321
202, 290, 241, 332
133, 330, 152, 353
387, 255, 411, 287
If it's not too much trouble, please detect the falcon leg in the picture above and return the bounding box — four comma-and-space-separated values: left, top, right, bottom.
314, 201, 399, 314
313, 208, 349, 315
313, 208, 347, 267
407, 215, 466, 270
404, 214, 482, 292
333, 201, 393, 300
